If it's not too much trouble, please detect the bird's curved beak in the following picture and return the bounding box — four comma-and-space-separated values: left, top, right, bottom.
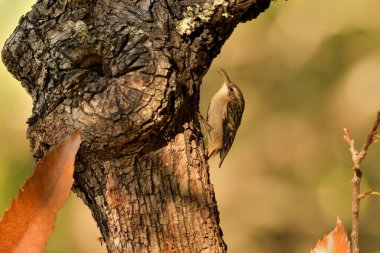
217, 68, 233, 89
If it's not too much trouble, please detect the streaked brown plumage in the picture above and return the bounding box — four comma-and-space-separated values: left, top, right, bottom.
206, 69, 245, 167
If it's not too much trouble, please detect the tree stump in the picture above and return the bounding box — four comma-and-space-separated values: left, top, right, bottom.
2, 0, 271, 252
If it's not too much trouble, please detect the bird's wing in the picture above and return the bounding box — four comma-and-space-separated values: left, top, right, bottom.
219, 100, 244, 167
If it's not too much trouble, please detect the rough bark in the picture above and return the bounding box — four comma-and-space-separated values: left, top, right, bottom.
2, 0, 271, 252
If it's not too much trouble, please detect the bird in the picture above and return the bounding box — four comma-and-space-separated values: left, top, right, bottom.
205, 69, 245, 168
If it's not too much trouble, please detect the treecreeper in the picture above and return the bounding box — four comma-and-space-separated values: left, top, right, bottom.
205, 69, 245, 168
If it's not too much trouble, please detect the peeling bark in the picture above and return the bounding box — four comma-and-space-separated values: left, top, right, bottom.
2, 0, 271, 252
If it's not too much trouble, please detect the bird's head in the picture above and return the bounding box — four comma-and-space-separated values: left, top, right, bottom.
217, 68, 244, 103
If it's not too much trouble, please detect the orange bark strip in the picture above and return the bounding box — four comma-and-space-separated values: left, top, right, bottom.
310, 218, 351, 253
0, 129, 82, 253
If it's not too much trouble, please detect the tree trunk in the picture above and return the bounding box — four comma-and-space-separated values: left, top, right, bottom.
2, 0, 271, 252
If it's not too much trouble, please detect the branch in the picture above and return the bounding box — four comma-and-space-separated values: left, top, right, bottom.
343, 111, 380, 253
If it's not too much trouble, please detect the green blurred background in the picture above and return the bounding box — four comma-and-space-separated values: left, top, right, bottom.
1, 0, 380, 252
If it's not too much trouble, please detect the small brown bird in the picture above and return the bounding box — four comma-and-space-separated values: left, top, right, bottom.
205, 69, 245, 167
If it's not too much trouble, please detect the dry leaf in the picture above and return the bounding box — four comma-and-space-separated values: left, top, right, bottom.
0, 129, 82, 253
310, 217, 351, 253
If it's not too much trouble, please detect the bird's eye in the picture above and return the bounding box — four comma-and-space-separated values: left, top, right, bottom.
229, 87, 233, 92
